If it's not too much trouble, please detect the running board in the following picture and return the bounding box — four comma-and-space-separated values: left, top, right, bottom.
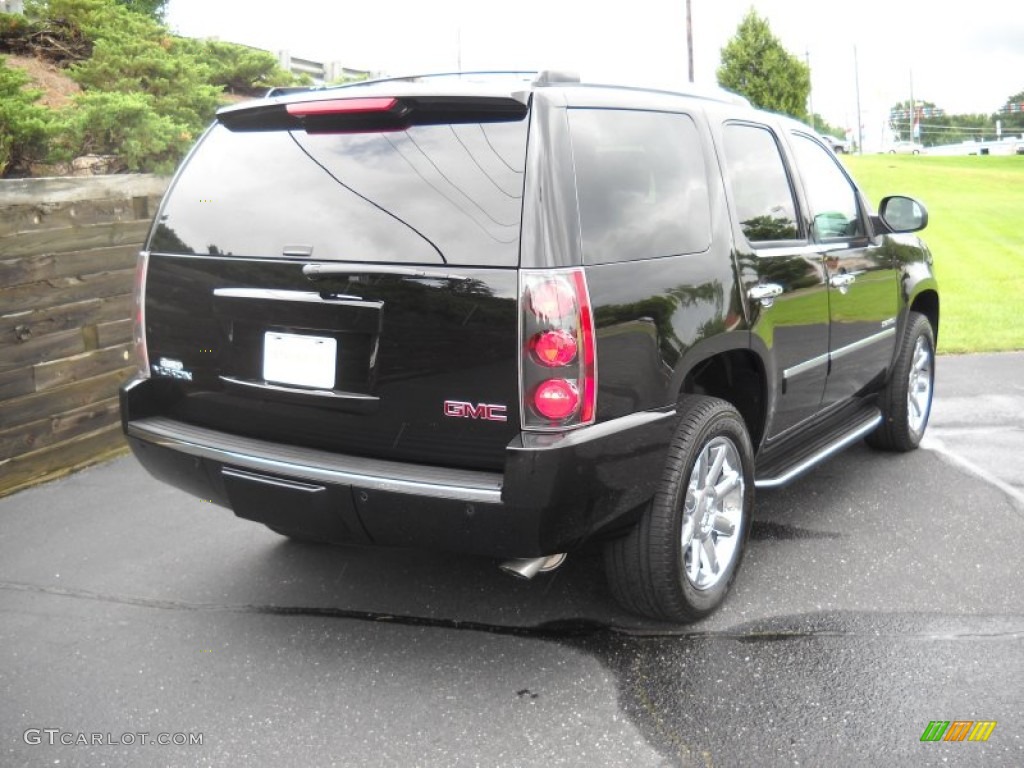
755, 410, 882, 489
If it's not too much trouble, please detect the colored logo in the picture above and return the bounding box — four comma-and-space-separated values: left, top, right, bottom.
920, 721, 997, 742
443, 401, 508, 422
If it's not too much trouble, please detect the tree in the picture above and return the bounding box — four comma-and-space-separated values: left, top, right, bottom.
889, 99, 995, 146
6, 0, 322, 174
114, 0, 167, 20
813, 113, 848, 141
997, 89, 1024, 135
0, 57, 52, 175
717, 10, 810, 121
52, 90, 191, 173
28, 0, 221, 166
173, 37, 306, 95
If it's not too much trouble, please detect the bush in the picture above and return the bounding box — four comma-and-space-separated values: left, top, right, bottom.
173, 37, 305, 95
0, 58, 53, 176
0, 11, 39, 46
12, 0, 319, 175
52, 90, 191, 173
70, 35, 220, 135
23, 0, 221, 171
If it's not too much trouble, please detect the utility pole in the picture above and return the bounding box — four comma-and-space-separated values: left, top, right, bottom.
686, 0, 694, 82
854, 45, 863, 154
909, 68, 916, 141
806, 50, 814, 130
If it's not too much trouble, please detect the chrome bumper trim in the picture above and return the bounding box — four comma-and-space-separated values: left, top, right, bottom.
127, 417, 503, 504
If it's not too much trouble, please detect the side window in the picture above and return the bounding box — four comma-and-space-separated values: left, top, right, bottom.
568, 109, 711, 264
721, 123, 801, 243
790, 133, 864, 241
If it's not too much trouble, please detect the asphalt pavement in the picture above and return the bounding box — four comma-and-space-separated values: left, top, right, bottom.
1, 352, 1021, 767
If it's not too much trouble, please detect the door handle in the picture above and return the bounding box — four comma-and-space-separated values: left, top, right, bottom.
747, 283, 783, 308
829, 273, 856, 293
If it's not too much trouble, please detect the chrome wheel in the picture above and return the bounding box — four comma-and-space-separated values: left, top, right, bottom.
906, 334, 933, 437
680, 436, 745, 590
866, 312, 935, 452
604, 396, 753, 622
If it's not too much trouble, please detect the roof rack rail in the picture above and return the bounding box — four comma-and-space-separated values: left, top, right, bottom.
532, 70, 581, 86
329, 71, 540, 90
573, 81, 751, 108
264, 85, 327, 99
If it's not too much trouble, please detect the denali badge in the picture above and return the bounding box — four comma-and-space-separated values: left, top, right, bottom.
444, 401, 508, 422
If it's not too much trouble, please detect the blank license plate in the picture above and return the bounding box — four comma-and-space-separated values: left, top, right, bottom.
262, 331, 337, 389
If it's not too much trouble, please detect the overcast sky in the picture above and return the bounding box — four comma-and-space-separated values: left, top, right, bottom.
166, 0, 1023, 134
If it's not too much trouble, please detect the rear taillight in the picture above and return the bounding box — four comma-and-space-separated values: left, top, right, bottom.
530, 329, 578, 367
132, 250, 150, 379
533, 379, 580, 420
520, 269, 597, 430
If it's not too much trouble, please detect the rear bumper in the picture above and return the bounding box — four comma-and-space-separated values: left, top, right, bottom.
121, 379, 676, 558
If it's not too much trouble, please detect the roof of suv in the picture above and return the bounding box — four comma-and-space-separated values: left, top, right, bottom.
222, 70, 751, 119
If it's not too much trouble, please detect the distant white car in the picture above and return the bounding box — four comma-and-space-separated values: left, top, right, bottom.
820, 134, 851, 153
889, 141, 925, 155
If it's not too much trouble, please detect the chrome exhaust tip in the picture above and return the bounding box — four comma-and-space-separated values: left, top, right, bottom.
499, 553, 567, 580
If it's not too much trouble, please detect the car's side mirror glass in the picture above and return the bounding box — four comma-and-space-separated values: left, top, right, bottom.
879, 195, 928, 233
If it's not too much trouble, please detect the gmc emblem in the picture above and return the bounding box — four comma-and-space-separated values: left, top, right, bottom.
443, 401, 508, 422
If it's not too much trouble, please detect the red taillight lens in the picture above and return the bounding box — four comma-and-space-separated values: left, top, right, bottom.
520, 269, 597, 430
528, 279, 577, 320
531, 330, 578, 367
286, 97, 398, 117
132, 250, 150, 379
533, 379, 580, 420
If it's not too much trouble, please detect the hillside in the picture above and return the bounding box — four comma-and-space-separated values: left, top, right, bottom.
1, 0, 306, 177
4, 53, 81, 107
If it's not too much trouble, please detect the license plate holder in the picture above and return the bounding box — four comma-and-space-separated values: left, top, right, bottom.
262, 331, 337, 389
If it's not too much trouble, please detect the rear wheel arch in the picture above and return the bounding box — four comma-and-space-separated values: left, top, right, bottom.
677, 345, 767, 449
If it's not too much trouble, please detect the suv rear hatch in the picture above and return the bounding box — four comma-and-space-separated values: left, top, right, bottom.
140, 88, 530, 470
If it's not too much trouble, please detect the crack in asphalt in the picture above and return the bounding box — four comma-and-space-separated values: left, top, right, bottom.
3, 579, 1023, 641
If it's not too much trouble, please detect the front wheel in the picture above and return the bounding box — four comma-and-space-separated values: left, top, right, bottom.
604, 396, 754, 623
867, 311, 935, 451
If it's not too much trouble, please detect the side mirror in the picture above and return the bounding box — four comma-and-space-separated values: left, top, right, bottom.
878, 195, 928, 233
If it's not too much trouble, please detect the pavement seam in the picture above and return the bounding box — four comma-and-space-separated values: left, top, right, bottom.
3, 579, 1023, 640
922, 436, 1024, 514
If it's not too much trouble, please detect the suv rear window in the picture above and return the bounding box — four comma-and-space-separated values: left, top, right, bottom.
568, 109, 711, 264
150, 117, 528, 266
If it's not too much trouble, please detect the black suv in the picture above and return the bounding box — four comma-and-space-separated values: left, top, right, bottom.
120, 71, 938, 623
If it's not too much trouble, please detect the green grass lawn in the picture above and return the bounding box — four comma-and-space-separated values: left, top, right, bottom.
841, 154, 1024, 353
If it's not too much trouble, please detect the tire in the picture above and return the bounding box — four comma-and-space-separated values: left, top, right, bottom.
604, 396, 754, 623
867, 311, 935, 452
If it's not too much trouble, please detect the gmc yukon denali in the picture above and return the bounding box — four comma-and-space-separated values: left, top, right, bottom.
120, 71, 938, 622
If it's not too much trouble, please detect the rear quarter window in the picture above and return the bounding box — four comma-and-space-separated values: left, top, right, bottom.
567, 109, 711, 264
720, 123, 801, 243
